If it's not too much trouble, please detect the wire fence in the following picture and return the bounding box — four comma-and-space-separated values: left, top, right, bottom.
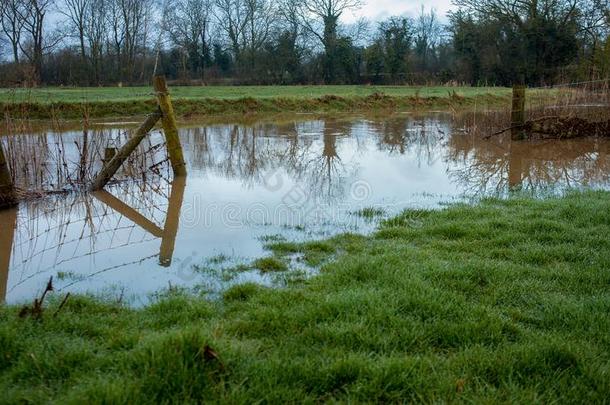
1, 121, 180, 299
0, 126, 171, 194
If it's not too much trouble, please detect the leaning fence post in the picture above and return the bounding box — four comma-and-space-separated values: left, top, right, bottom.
90, 109, 162, 191
153, 76, 187, 177
103, 147, 117, 164
511, 85, 526, 141
0, 141, 16, 207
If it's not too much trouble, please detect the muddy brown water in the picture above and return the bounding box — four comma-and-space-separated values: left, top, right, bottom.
1, 113, 609, 305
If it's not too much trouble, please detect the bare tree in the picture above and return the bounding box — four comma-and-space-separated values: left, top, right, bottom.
278, 0, 300, 37
19, 0, 60, 82
214, 0, 248, 57
165, 0, 213, 81
243, 0, 275, 56
107, 0, 153, 82
60, 0, 89, 62
84, 0, 107, 84
414, 6, 441, 71
214, 0, 276, 70
296, 0, 364, 82
0, 0, 25, 63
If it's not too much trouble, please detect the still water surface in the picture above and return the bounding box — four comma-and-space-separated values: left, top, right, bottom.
1, 113, 609, 305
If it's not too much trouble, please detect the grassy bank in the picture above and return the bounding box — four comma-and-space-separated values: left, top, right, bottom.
0, 85, 514, 120
1, 191, 609, 402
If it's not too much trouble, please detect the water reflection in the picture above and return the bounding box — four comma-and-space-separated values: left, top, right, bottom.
2, 113, 610, 304
448, 134, 610, 195
90, 177, 185, 267
0, 126, 168, 191
0, 207, 17, 300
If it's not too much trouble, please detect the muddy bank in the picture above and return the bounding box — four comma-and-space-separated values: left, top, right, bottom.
524, 116, 610, 139
0, 92, 510, 120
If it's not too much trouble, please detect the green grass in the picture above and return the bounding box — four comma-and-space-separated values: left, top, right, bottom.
0, 85, 515, 120
0, 85, 510, 104
265, 238, 343, 267
252, 256, 288, 273
1, 191, 609, 402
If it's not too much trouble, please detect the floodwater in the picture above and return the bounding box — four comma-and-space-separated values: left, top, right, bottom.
1, 113, 609, 305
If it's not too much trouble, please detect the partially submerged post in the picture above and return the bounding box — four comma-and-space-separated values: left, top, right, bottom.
153, 76, 187, 176
90, 109, 162, 191
0, 141, 16, 207
511, 85, 526, 141
91, 76, 187, 191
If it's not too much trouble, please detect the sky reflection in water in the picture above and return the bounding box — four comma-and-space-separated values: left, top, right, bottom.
1, 113, 609, 305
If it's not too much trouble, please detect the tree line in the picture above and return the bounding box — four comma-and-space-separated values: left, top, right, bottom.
1, 0, 609, 87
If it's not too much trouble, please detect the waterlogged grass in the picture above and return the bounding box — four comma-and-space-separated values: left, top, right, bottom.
352, 206, 387, 219
264, 235, 360, 267
1, 191, 609, 402
252, 256, 288, 273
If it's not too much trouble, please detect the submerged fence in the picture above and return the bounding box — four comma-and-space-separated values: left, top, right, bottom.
0, 76, 186, 209
0, 75, 189, 302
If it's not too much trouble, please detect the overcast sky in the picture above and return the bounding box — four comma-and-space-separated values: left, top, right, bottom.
344, 0, 455, 23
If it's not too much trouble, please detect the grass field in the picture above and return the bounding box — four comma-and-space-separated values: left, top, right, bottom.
0, 85, 516, 120
1, 191, 609, 402
0, 85, 511, 104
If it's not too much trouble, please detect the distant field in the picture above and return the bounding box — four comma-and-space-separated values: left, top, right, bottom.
0, 85, 511, 104
0, 85, 522, 120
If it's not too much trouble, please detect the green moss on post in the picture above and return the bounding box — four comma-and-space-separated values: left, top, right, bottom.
153, 76, 187, 177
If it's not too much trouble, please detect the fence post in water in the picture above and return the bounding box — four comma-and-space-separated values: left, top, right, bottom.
90, 109, 162, 191
0, 141, 16, 207
153, 76, 187, 177
0, 207, 17, 302
511, 85, 527, 141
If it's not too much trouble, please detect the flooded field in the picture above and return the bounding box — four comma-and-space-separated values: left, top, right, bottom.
2, 113, 610, 305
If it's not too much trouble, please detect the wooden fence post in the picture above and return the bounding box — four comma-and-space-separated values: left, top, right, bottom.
92, 190, 164, 237
90, 109, 162, 191
511, 85, 526, 141
0, 141, 16, 207
159, 176, 186, 267
153, 76, 187, 177
0, 206, 17, 302
103, 147, 117, 164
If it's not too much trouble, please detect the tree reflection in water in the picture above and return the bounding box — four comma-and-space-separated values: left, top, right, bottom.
447, 131, 610, 196
3, 114, 610, 303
